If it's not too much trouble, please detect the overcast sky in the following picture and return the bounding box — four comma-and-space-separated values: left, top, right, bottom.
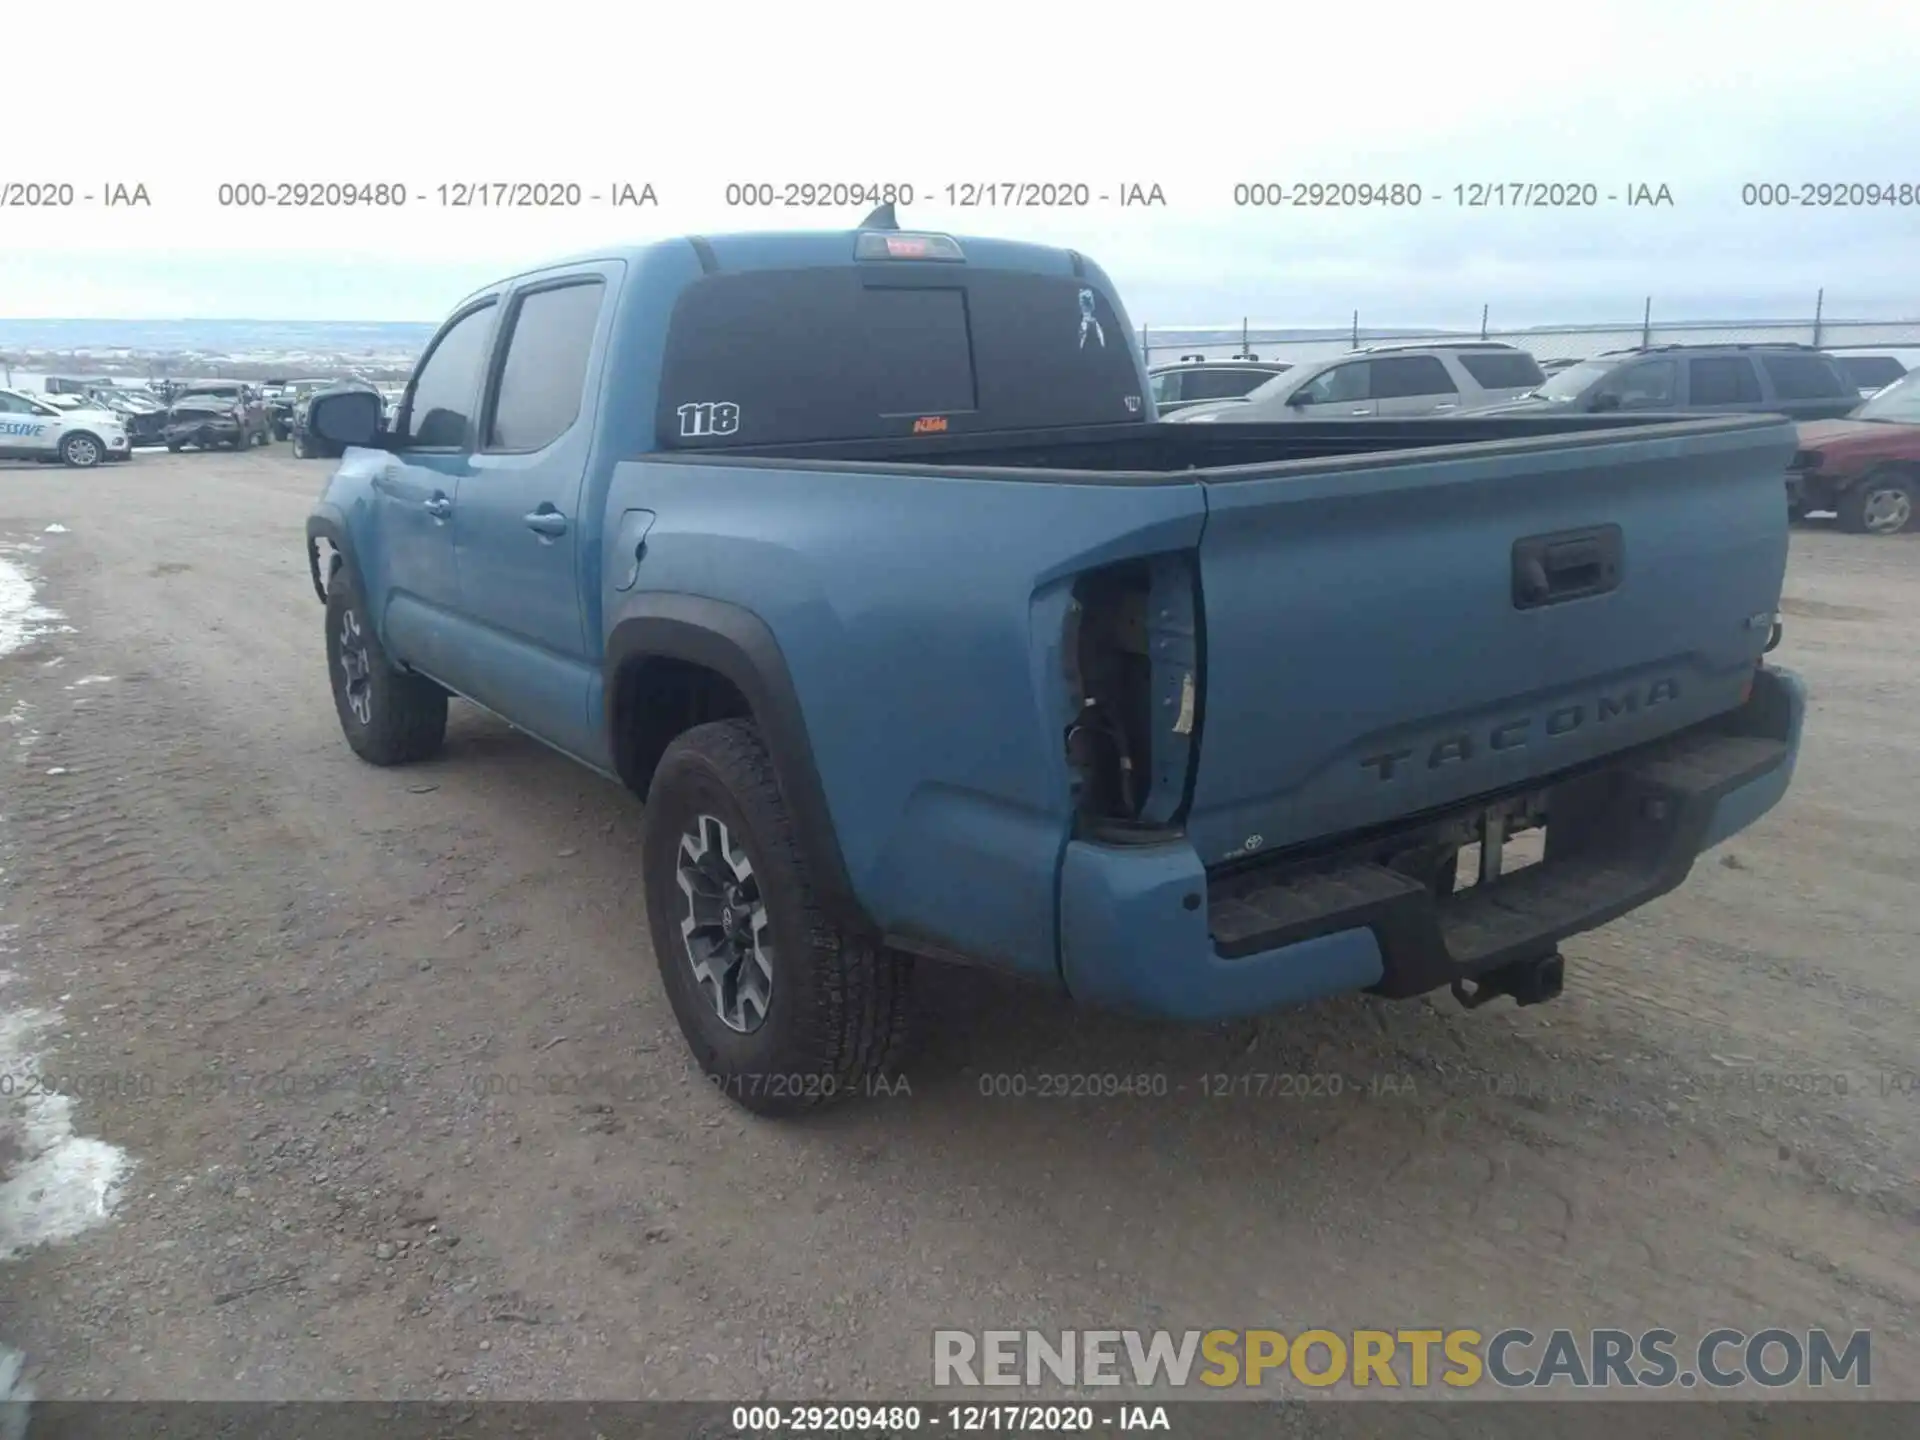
3, 0, 1915, 327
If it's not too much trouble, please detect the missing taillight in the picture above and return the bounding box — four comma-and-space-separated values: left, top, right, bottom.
1064, 554, 1201, 832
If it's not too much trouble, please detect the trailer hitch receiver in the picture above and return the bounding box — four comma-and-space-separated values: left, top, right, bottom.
1451, 950, 1566, 1010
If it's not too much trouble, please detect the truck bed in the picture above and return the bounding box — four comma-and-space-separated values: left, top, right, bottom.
662, 412, 1789, 481
637, 409, 1794, 875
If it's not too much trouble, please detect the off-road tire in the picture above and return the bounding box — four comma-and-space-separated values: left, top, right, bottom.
642, 719, 913, 1117
59, 431, 104, 468
1837, 469, 1915, 536
323, 565, 447, 765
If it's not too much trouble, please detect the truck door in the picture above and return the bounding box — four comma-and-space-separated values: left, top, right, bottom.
370, 297, 498, 682
446, 270, 611, 760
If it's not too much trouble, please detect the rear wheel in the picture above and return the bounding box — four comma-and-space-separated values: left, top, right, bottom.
324, 566, 447, 765
641, 719, 913, 1116
1838, 470, 1914, 536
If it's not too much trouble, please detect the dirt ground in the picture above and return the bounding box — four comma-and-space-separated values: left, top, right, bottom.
0, 449, 1914, 1406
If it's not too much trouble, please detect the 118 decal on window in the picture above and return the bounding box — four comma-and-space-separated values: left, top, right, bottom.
677, 401, 740, 438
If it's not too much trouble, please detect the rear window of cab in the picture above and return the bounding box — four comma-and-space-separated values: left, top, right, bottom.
656, 268, 1146, 448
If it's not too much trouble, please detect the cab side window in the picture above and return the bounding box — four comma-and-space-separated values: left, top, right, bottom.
401, 301, 498, 449
484, 280, 605, 452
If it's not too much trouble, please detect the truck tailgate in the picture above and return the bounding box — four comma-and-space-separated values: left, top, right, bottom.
1186, 417, 1794, 867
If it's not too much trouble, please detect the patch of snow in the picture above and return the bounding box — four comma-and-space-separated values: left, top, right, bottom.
0, 1003, 133, 1259
42, 525, 67, 535
0, 561, 61, 659
66, 676, 113, 688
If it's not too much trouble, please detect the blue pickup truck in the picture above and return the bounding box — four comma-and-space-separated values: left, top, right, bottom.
305, 214, 1806, 1115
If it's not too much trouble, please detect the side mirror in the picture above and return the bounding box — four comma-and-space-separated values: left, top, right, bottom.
311, 390, 386, 449
1286, 391, 1314, 407
1590, 392, 1622, 413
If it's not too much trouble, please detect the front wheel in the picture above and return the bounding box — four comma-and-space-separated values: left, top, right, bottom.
324, 567, 447, 765
59, 432, 103, 468
641, 719, 913, 1116
291, 430, 309, 458
1837, 471, 1914, 536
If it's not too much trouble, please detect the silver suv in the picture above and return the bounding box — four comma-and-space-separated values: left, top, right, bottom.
1168, 342, 1546, 423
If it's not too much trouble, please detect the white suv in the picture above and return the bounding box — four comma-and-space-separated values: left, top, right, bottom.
0, 388, 132, 467
1169, 342, 1546, 423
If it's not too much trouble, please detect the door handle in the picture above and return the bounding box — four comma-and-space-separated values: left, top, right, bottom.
524, 507, 568, 537
423, 494, 452, 519
1349, 408, 1371, 415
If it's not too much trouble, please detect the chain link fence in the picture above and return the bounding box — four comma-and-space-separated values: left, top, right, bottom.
1140, 300, 1920, 369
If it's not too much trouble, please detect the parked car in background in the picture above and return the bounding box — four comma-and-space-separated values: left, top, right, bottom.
269, 380, 339, 440
0, 387, 132, 467
167, 381, 274, 446
290, 381, 383, 458
1169, 342, 1547, 423
42, 376, 102, 396
1540, 357, 1585, 374
1831, 354, 1907, 400
163, 395, 257, 451
1148, 360, 1290, 415
1468, 343, 1860, 422
1786, 368, 1920, 534
87, 386, 169, 445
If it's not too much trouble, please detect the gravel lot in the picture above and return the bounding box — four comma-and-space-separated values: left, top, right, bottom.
0, 449, 1915, 1406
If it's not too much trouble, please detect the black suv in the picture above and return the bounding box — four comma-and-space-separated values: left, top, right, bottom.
1468, 343, 1860, 422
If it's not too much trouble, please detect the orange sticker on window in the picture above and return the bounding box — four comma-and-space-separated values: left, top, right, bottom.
913, 416, 949, 434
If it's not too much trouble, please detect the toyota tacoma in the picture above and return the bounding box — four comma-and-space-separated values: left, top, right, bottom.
304, 214, 1807, 1114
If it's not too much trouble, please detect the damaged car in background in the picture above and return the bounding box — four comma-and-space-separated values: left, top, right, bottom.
162, 381, 275, 448
162, 394, 258, 451
87, 386, 169, 445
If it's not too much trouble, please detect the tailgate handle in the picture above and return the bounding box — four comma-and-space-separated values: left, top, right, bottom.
1512, 525, 1623, 609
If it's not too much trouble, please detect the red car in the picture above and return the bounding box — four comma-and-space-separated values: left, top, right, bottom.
1788, 369, 1920, 535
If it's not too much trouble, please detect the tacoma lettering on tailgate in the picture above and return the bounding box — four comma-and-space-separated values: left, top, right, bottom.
1360, 678, 1680, 782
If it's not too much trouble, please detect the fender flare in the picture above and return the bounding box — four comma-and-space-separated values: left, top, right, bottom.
605, 594, 870, 935
305, 504, 355, 604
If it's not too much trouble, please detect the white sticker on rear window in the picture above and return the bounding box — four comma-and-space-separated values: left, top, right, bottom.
677, 401, 740, 438
1078, 288, 1105, 350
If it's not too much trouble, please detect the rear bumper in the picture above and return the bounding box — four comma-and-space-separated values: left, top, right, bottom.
1059, 665, 1806, 1021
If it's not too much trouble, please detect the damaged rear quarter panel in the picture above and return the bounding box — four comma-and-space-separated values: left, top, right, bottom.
611, 456, 1207, 984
